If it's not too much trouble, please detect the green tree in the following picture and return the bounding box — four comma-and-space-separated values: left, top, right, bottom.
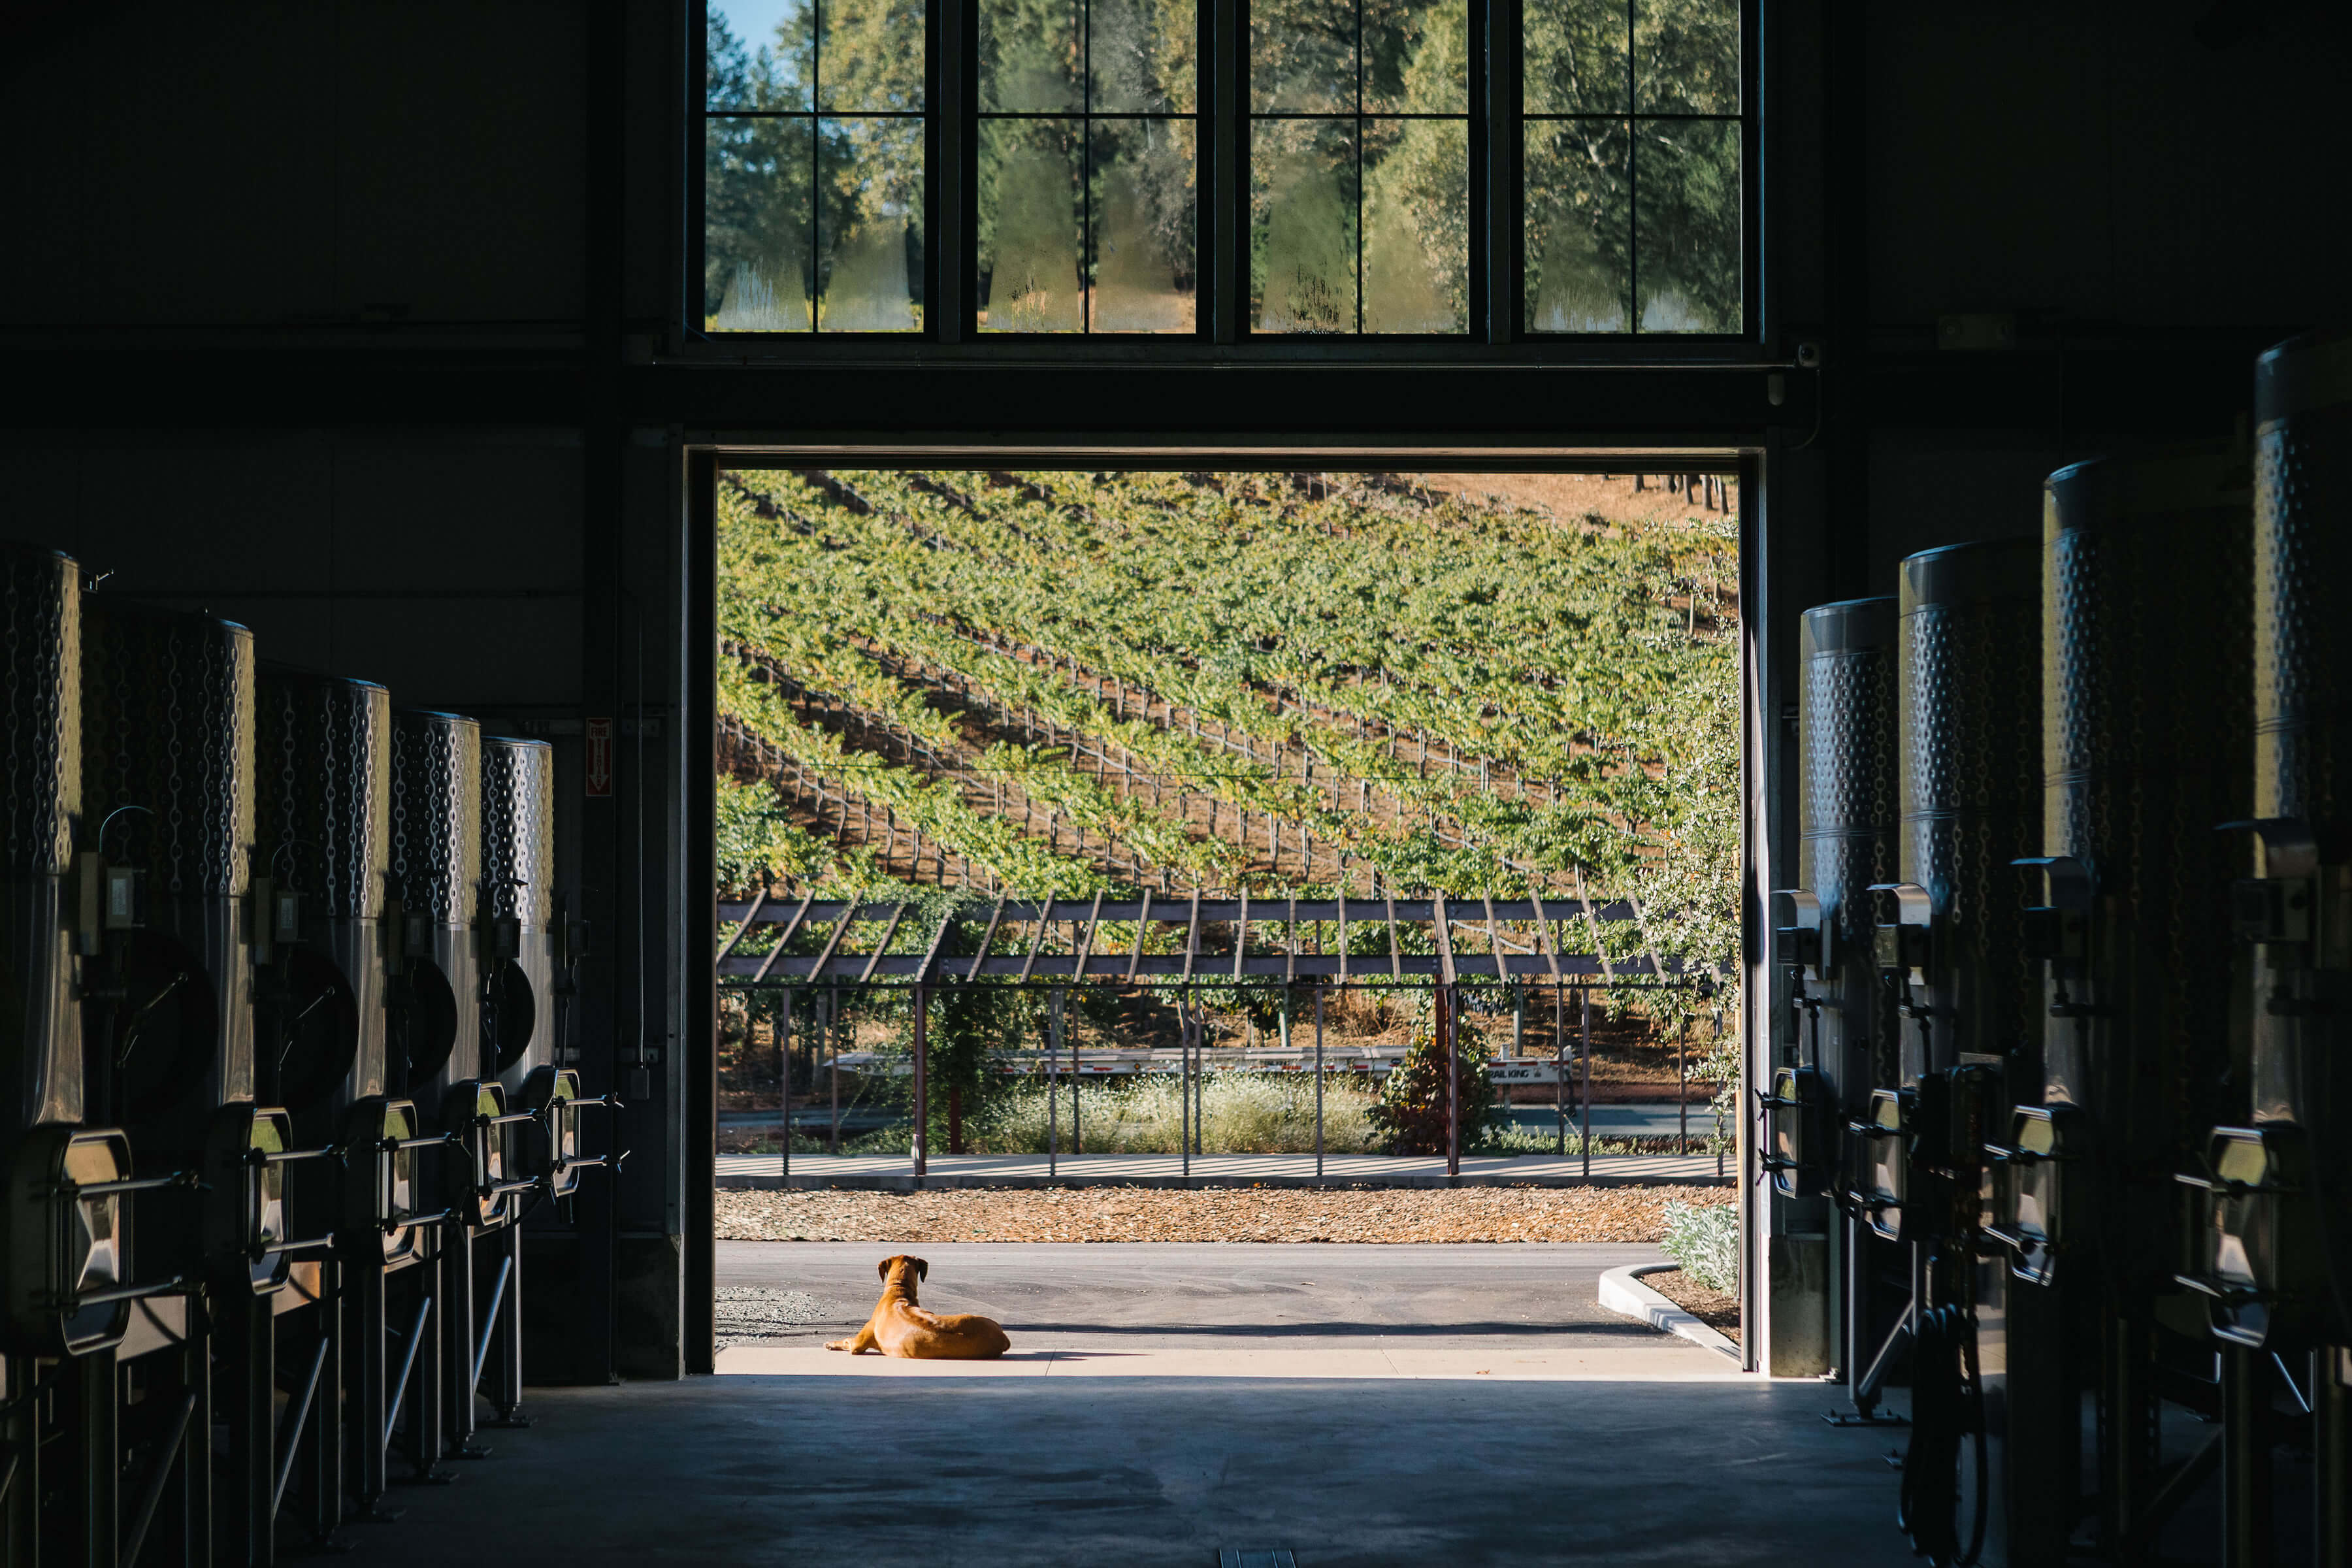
1365, 994, 1505, 1154
1521, 0, 1739, 333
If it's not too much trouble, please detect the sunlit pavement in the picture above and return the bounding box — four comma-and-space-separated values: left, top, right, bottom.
330, 1244, 1918, 1568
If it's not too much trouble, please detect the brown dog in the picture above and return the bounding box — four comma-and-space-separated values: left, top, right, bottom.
826, 1254, 1011, 1360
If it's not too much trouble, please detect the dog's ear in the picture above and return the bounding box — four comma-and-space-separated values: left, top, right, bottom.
915, 1258, 928, 1281
877, 1256, 894, 1281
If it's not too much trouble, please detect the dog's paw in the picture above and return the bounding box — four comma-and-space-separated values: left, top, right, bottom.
824, 1338, 851, 1352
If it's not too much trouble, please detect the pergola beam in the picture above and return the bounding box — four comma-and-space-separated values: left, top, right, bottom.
711, 892, 1715, 988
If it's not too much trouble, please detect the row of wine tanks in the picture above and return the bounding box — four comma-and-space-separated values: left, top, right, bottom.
0, 547, 614, 1565
1770, 330, 2352, 1565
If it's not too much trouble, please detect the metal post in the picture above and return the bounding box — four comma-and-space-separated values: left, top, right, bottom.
827, 987, 840, 1155
308, 1256, 344, 1545
1555, 983, 1566, 1156
1443, 984, 1459, 1179
912, 983, 929, 1179
1678, 1016, 1689, 1154
2317, 1347, 2349, 1568
1315, 980, 1326, 1180
405, 1259, 446, 1476
350, 1255, 391, 1517
2223, 1343, 2272, 1567
491, 1223, 524, 1426
1180, 991, 1191, 1181
1048, 986, 1062, 1179
1194, 1002, 1205, 1155
63, 1348, 118, 1567
1580, 985, 1592, 1181
781, 992, 792, 1181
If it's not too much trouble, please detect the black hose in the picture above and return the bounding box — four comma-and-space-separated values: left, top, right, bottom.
1899, 1292, 1988, 1567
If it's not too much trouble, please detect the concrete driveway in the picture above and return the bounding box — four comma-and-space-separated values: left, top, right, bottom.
329, 1243, 1921, 1567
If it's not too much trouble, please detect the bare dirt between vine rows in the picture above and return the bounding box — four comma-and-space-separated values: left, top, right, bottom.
715, 1183, 1733, 1245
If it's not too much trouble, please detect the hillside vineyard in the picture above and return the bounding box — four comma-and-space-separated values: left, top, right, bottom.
716, 468, 1739, 987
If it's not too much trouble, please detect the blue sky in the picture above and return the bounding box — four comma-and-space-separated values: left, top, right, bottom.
712, 1, 801, 54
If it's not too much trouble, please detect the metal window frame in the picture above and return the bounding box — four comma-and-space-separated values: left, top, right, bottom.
695, 0, 944, 337
686, 0, 1759, 353
970, 0, 1205, 338
1513, 0, 1756, 340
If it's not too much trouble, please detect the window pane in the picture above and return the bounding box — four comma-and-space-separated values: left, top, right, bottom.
819, 0, 926, 112
1634, 118, 1739, 331
1361, 118, 1465, 333
818, 118, 925, 331
1523, 118, 1629, 332
1251, 0, 1356, 114
708, 1, 815, 110
1092, 119, 1196, 331
979, 120, 1085, 332
1251, 120, 1358, 333
980, 0, 1082, 112
1522, 0, 1627, 115
1364, 0, 1467, 116
706, 116, 814, 331
1092, 0, 1197, 113
1635, 0, 1738, 115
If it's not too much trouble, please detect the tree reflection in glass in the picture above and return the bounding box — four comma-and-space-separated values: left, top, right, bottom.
980, 0, 1197, 332
1250, 0, 1467, 335
1523, 0, 1740, 335
705, 1, 926, 333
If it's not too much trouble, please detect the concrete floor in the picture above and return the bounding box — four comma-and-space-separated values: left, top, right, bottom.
334, 1243, 1921, 1567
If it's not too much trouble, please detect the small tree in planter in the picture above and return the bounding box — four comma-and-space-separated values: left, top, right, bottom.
1365, 992, 1507, 1155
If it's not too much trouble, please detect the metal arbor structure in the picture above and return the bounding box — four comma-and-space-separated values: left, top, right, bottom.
717, 892, 1715, 1179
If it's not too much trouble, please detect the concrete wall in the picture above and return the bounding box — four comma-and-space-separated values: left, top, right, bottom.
0, 0, 685, 1383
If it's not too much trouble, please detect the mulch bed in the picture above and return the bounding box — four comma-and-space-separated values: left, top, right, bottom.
715, 1184, 1733, 1245
1644, 1266, 1741, 1343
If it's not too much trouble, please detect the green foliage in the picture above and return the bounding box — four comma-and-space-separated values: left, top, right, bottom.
1521, 0, 1740, 334
716, 774, 850, 894
704, 5, 926, 329
716, 465, 1743, 1032
1661, 1198, 1739, 1292
975, 1070, 1386, 1154
973, 0, 1196, 321
919, 978, 1034, 1152
1364, 995, 1507, 1154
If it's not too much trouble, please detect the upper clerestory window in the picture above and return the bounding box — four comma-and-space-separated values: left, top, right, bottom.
698, 0, 1745, 340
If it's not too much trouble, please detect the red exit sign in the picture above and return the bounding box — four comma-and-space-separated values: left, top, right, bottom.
585, 717, 613, 797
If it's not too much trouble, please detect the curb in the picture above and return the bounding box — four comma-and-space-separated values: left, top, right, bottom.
1598, 1262, 1740, 1361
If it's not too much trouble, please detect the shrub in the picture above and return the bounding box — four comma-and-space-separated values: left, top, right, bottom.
973, 1071, 1384, 1154
1364, 996, 1507, 1154
1660, 1200, 1739, 1294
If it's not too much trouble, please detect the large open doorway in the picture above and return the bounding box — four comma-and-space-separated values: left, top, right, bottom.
699, 460, 1752, 1356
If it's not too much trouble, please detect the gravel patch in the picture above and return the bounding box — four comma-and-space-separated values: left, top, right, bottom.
715, 1285, 834, 1345
715, 1184, 1733, 1245
1645, 1266, 1741, 1343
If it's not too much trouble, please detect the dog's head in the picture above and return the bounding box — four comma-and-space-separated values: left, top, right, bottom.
877, 1254, 929, 1293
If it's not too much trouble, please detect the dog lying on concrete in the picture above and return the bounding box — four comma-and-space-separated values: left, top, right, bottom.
826, 1254, 1011, 1360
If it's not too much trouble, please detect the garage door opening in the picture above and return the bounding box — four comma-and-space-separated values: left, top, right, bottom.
708, 464, 1745, 1348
